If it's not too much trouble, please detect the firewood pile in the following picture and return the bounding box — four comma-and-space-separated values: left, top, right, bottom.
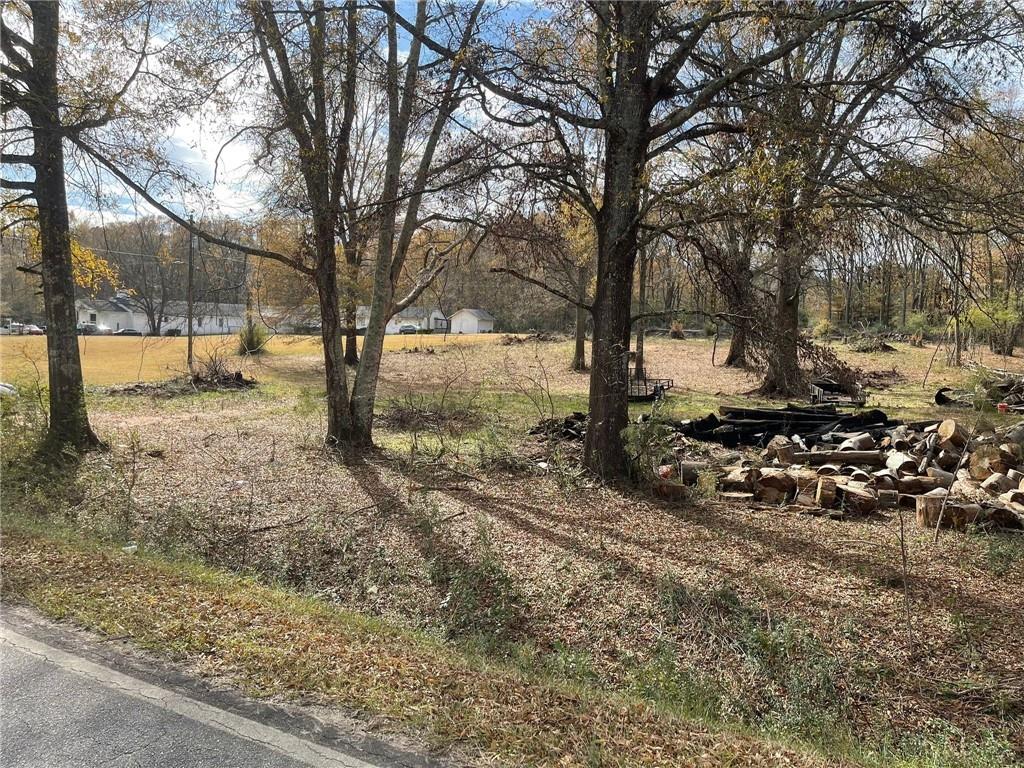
657, 412, 1024, 532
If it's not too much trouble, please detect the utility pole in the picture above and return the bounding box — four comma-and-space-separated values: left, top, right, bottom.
187, 216, 195, 375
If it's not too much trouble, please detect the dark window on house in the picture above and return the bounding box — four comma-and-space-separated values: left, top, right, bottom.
89, 312, 97, 322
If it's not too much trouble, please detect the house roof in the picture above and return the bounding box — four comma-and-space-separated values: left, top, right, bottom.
76, 297, 135, 314
161, 302, 247, 318
453, 308, 495, 321
76, 298, 247, 318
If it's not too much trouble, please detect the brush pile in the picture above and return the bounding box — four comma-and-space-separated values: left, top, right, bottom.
934, 364, 1024, 412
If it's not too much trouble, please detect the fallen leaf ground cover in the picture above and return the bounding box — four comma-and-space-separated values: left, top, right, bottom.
2, 522, 844, 768
2, 335, 1023, 767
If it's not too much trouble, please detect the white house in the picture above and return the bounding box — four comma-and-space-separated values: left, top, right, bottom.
75, 296, 142, 333
354, 305, 448, 334
158, 302, 246, 335
75, 297, 246, 335
448, 308, 495, 334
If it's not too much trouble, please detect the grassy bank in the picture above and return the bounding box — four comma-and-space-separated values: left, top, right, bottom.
3, 517, 846, 768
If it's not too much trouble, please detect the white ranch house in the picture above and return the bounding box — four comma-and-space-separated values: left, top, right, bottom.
77, 297, 495, 336
75, 298, 246, 335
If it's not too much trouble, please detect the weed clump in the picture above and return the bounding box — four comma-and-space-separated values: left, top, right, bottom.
238, 321, 269, 355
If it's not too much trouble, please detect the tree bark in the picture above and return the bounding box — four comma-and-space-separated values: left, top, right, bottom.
31, 1, 98, 450
572, 300, 588, 372
343, 300, 359, 366
582, 4, 653, 478
313, 235, 353, 446
760, 204, 803, 396
634, 244, 649, 379
724, 325, 747, 367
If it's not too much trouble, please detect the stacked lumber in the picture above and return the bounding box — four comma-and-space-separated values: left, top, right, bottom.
659, 414, 1024, 533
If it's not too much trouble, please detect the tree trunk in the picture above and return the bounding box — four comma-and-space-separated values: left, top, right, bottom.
582, 6, 653, 478
634, 244, 649, 380
572, 301, 588, 372
721, 254, 752, 368
313, 242, 353, 446
344, 301, 359, 366
724, 325, 747, 367
760, 206, 803, 396
32, 1, 98, 450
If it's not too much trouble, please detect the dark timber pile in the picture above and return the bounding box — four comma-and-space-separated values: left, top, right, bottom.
674, 404, 904, 449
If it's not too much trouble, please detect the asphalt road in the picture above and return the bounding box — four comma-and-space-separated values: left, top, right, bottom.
0, 622, 412, 768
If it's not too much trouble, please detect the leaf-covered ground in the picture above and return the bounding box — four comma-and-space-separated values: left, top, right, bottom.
3, 337, 1023, 767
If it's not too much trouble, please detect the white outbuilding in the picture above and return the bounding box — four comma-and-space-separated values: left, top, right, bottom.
448, 308, 495, 334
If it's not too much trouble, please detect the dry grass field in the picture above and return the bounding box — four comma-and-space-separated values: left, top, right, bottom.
4, 332, 1024, 767
0, 332, 505, 387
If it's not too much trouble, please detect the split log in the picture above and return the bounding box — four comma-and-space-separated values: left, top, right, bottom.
886, 452, 918, 476
871, 469, 899, 491
987, 502, 1024, 529
815, 477, 837, 507
897, 475, 949, 494
1006, 468, 1023, 483
925, 467, 955, 488
888, 425, 911, 451
794, 491, 817, 506
916, 433, 939, 474
792, 450, 886, 467
877, 489, 899, 509
764, 435, 796, 464
936, 449, 960, 471
950, 469, 987, 503
937, 419, 969, 449
999, 489, 1024, 506
837, 484, 877, 514
839, 432, 875, 451
981, 473, 1014, 495
844, 467, 872, 483
759, 469, 797, 494
816, 464, 841, 476
722, 467, 760, 492
754, 486, 787, 504
970, 446, 1009, 481
916, 495, 982, 530
999, 443, 1022, 463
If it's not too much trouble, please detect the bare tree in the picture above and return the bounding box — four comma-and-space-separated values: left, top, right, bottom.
1, 1, 159, 448
393, 1, 880, 476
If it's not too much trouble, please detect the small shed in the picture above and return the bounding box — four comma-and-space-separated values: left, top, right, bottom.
449, 308, 495, 334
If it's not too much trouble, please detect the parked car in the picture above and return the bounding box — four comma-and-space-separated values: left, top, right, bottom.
77, 323, 100, 335
114, 328, 142, 336
23, 324, 44, 335
398, 323, 419, 334
164, 328, 182, 337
